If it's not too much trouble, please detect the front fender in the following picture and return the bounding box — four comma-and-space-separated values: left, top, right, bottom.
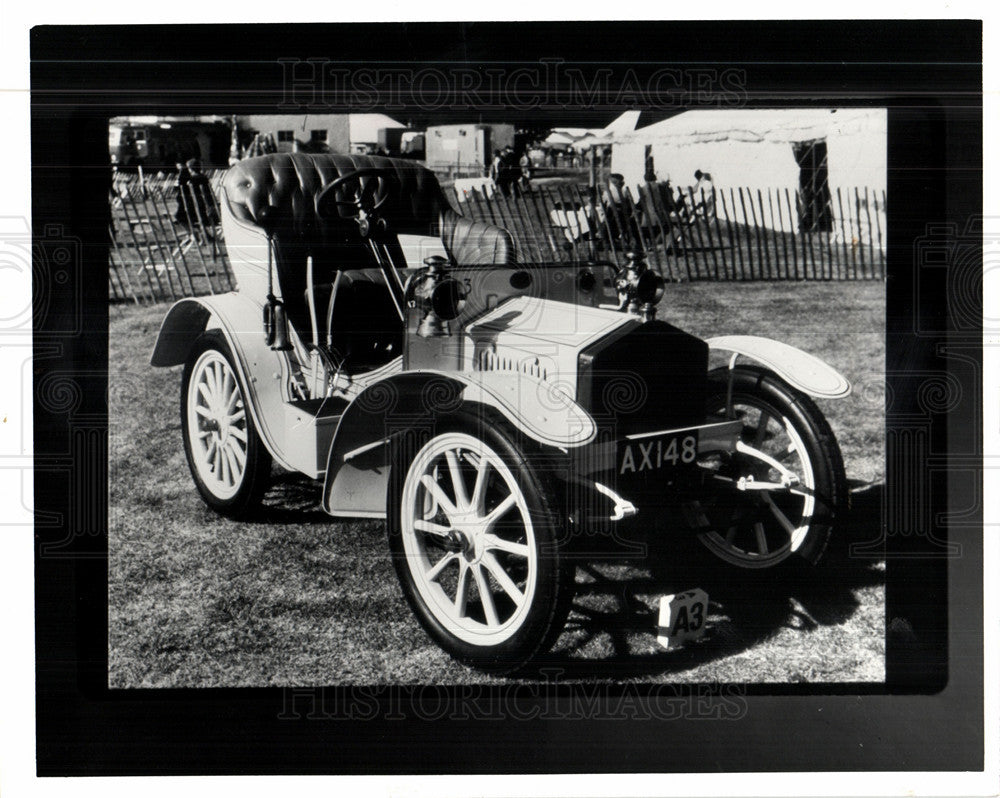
706, 335, 851, 399
322, 370, 595, 518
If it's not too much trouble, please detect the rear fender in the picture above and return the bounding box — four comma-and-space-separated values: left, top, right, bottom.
706, 335, 851, 399
149, 294, 300, 472
322, 370, 595, 518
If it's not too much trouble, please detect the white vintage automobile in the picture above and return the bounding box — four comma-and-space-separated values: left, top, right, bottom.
151, 153, 850, 673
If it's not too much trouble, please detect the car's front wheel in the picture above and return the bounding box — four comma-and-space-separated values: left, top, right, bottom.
387, 415, 573, 674
694, 366, 847, 569
181, 332, 271, 518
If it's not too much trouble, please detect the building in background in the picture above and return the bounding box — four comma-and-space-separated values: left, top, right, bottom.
109, 117, 232, 169
611, 108, 887, 231
349, 113, 406, 154
236, 114, 352, 155
424, 123, 515, 176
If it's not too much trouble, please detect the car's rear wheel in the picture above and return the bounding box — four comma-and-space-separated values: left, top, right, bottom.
387, 415, 573, 674
181, 332, 271, 518
694, 366, 847, 569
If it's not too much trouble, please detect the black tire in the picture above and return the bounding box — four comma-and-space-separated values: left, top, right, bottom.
181, 331, 272, 518
695, 366, 847, 569
386, 410, 574, 675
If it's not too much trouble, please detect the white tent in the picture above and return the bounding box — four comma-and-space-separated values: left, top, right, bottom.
613, 108, 886, 194
542, 130, 582, 149
600, 110, 641, 137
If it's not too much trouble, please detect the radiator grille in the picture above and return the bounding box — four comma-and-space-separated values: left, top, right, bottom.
578, 320, 708, 436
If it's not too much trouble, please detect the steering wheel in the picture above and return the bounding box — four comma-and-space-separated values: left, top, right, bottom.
315, 167, 399, 228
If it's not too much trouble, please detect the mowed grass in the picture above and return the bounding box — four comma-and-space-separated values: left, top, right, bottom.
108, 281, 885, 687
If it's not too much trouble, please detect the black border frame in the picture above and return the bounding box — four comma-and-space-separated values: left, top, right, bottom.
32, 20, 983, 776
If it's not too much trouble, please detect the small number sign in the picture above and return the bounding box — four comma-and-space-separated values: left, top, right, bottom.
657, 588, 709, 649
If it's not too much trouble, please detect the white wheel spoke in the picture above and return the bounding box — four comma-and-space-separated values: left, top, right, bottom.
473, 564, 500, 626
420, 474, 459, 518
482, 493, 516, 529
444, 450, 470, 509
186, 350, 256, 502
426, 552, 457, 582
469, 453, 490, 514
219, 445, 230, 484
453, 561, 469, 616
483, 533, 530, 557
197, 382, 214, 407
400, 431, 537, 646
482, 551, 524, 604
754, 521, 768, 554
413, 519, 452, 538
227, 438, 246, 468
221, 370, 234, 407
225, 444, 241, 484
207, 362, 222, 401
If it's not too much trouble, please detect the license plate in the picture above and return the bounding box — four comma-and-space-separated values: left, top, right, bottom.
619, 430, 699, 475
657, 588, 709, 649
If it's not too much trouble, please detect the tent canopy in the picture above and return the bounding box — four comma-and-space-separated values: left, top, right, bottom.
618, 108, 885, 146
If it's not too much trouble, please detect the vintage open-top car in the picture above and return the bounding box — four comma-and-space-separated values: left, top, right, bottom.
151, 153, 850, 673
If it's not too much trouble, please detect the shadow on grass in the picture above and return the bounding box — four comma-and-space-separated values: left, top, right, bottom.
521, 481, 885, 681
218, 467, 884, 683
244, 471, 331, 524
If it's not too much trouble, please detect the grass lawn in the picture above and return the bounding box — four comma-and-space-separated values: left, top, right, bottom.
108, 281, 885, 687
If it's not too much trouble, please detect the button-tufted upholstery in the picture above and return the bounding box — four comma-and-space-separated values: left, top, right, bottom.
221, 153, 515, 368
222, 152, 514, 266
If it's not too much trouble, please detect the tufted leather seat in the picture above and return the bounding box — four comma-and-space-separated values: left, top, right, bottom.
222, 152, 515, 267
222, 154, 514, 361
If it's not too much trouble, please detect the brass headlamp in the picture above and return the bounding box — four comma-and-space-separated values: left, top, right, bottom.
407, 255, 467, 337
615, 251, 665, 321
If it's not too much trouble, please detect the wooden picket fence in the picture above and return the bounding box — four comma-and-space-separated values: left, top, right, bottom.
108, 169, 233, 304
108, 172, 885, 304
453, 182, 886, 281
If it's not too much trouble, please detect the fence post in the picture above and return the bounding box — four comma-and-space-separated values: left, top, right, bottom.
109, 224, 142, 304
772, 189, 789, 279
138, 188, 186, 297
736, 188, 757, 279
835, 187, 850, 280
782, 189, 798, 279
118, 190, 171, 301
853, 187, 865, 278
861, 186, 873, 278
178, 184, 215, 293
639, 183, 680, 280
795, 191, 812, 279
874, 190, 886, 278
624, 186, 661, 275
755, 189, 773, 279
720, 189, 741, 280
519, 189, 547, 263
526, 186, 562, 262
151, 187, 198, 295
